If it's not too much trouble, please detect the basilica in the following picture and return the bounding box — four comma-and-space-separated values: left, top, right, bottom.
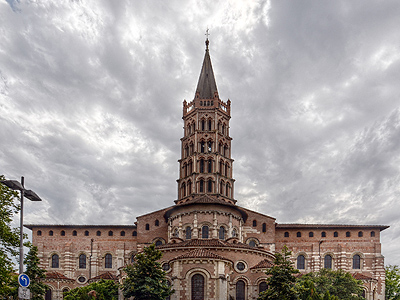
27, 39, 388, 300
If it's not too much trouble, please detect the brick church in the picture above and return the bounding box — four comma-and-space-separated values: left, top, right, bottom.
26, 39, 388, 300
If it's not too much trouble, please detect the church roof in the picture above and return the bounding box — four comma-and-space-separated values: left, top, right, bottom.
177, 194, 235, 206
45, 271, 74, 281
171, 248, 231, 262
157, 238, 269, 253
195, 39, 218, 99
250, 258, 274, 270
276, 223, 389, 231
89, 271, 118, 281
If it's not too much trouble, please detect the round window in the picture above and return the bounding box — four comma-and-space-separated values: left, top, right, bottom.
78, 276, 86, 283
162, 263, 170, 271
236, 262, 245, 271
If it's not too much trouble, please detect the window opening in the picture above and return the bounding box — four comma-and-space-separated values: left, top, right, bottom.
202, 226, 209, 239
105, 254, 112, 268
297, 255, 305, 269
79, 254, 86, 269
324, 255, 332, 269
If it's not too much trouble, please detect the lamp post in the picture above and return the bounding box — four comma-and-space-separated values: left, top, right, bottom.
0, 176, 42, 275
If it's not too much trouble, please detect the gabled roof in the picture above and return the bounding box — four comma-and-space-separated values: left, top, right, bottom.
195, 39, 218, 99
171, 248, 231, 262
250, 259, 274, 270
45, 271, 74, 281
89, 271, 118, 281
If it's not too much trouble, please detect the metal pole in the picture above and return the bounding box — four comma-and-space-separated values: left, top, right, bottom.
19, 176, 24, 275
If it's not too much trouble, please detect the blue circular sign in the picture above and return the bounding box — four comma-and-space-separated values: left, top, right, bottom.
18, 274, 30, 287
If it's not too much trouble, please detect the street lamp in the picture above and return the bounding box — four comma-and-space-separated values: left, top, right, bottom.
0, 176, 42, 275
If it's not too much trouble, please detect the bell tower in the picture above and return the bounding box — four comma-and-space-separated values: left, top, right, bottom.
176, 38, 235, 205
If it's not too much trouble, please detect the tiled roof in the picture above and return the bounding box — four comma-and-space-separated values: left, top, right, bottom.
176, 194, 235, 207
353, 273, 376, 281
172, 248, 231, 262
276, 223, 389, 231
25, 224, 137, 229
157, 238, 264, 252
195, 41, 218, 99
89, 271, 118, 281
45, 272, 74, 281
250, 259, 274, 269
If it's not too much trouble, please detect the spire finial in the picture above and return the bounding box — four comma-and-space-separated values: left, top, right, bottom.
205, 28, 210, 50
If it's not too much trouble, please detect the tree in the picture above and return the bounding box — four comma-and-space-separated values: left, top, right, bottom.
63, 279, 119, 300
24, 244, 47, 300
386, 265, 400, 300
122, 243, 174, 300
0, 174, 20, 296
258, 245, 299, 300
298, 268, 364, 300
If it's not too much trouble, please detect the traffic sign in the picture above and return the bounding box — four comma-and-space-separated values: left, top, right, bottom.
18, 274, 30, 287
18, 286, 30, 299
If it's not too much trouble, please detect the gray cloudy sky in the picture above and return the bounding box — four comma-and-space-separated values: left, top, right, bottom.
1, 0, 399, 265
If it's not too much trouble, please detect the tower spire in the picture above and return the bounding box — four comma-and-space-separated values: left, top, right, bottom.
195, 31, 218, 99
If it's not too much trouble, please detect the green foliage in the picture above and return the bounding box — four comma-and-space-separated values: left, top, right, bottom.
122, 244, 174, 300
386, 265, 400, 300
0, 174, 20, 296
258, 245, 299, 300
24, 244, 47, 300
296, 279, 339, 300
63, 279, 119, 300
298, 268, 363, 300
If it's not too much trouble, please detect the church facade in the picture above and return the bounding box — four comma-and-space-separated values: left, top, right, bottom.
26, 39, 388, 300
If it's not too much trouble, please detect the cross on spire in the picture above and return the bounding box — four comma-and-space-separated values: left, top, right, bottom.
205, 28, 210, 49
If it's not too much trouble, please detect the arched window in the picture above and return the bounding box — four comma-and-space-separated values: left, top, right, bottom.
219, 160, 224, 174
207, 141, 212, 153
185, 145, 189, 157
370, 231, 375, 237
334, 231, 338, 237
208, 159, 212, 172
51, 254, 59, 268
186, 226, 192, 240
132, 231, 137, 236
236, 280, 246, 300
108, 231, 113, 236
79, 254, 86, 269
191, 274, 204, 300
155, 219, 159, 226
353, 254, 361, 269
45, 289, 52, 300
155, 240, 163, 247
297, 232, 301, 237
96, 231, 101, 236
201, 120, 205, 131
61, 230, 65, 236
37, 230, 42, 236
199, 159, 204, 173
324, 255, 332, 269
225, 163, 228, 176
262, 223, 267, 233
207, 179, 212, 192
284, 232, 289, 237
182, 183, 186, 197
200, 141, 205, 153
321, 231, 326, 237
202, 226, 209, 239
224, 145, 229, 157
259, 282, 268, 294
145, 224, 150, 230
199, 179, 204, 193
219, 180, 224, 194
105, 254, 112, 268
253, 220, 257, 227
219, 226, 225, 240
309, 232, 314, 237
121, 231, 125, 236
225, 183, 230, 197
222, 124, 225, 135
188, 180, 192, 195
232, 229, 237, 237
85, 230, 89, 236
72, 230, 77, 236
346, 231, 351, 237
208, 119, 212, 131
358, 231, 363, 237
297, 255, 305, 270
